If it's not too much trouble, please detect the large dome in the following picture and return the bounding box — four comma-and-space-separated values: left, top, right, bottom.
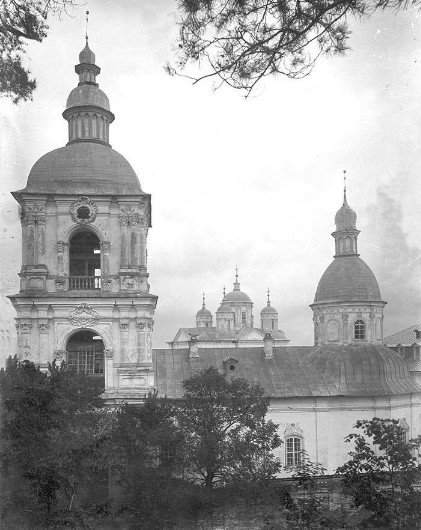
315, 255, 382, 304
224, 290, 251, 303
22, 142, 142, 195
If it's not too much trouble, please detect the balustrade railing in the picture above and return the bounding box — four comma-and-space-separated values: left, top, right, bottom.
69, 276, 101, 290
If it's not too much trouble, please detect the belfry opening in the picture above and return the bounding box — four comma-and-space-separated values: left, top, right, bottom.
66, 330, 104, 377
69, 231, 101, 290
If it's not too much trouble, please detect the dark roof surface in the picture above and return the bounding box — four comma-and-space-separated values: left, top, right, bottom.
21, 142, 142, 195
174, 327, 287, 342
314, 255, 382, 304
384, 324, 420, 347
153, 344, 420, 399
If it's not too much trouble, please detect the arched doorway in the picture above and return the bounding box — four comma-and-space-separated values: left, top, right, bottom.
69, 231, 101, 290
66, 330, 104, 377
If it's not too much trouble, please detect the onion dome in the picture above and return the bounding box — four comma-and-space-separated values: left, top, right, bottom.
79, 42, 95, 64
224, 270, 252, 303
335, 192, 357, 230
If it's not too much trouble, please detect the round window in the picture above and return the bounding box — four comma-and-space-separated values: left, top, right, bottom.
77, 206, 91, 220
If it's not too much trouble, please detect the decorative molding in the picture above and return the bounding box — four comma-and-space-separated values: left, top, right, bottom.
68, 303, 100, 327
136, 321, 146, 331
39, 323, 49, 333
118, 205, 146, 226
100, 240, 111, 253
284, 423, 303, 438
341, 313, 349, 322
54, 350, 66, 362
104, 349, 114, 360
120, 322, 129, 332
70, 196, 98, 224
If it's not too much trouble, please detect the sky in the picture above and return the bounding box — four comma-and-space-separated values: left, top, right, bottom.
1, 1, 421, 348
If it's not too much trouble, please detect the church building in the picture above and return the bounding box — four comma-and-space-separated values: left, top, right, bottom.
169, 276, 289, 349
7, 37, 421, 473
9, 39, 157, 402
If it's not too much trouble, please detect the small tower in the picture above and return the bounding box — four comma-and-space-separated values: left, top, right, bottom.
310, 175, 386, 346
260, 289, 279, 332
9, 37, 157, 402
196, 293, 213, 328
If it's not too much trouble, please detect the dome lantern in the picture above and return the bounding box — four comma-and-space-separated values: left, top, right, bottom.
62, 37, 115, 147
332, 172, 360, 257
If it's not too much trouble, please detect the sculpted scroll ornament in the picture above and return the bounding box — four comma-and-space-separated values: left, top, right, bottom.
284, 423, 304, 438
70, 196, 98, 224
68, 303, 100, 326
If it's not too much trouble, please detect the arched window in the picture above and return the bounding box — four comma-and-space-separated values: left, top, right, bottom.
242, 312, 246, 325
354, 319, 366, 340
69, 231, 101, 290
285, 436, 302, 467
271, 320, 275, 330
66, 330, 104, 376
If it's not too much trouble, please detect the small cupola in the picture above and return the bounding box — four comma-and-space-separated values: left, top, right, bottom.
260, 289, 279, 332
196, 293, 213, 328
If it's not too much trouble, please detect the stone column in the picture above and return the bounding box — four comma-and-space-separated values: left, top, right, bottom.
369, 312, 375, 343
342, 313, 349, 344
319, 316, 325, 344
39, 320, 49, 365
119, 321, 129, 363
119, 219, 129, 268
26, 218, 36, 265
104, 349, 114, 389
100, 241, 111, 276
37, 215, 46, 265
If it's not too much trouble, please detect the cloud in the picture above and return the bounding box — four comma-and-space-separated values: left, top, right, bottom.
363, 186, 421, 335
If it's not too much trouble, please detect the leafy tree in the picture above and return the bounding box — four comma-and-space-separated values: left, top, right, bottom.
0, 0, 79, 103
176, 366, 282, 497
171, 0, 419, 96
336, 417, 421, 529
0, 356, 110, 524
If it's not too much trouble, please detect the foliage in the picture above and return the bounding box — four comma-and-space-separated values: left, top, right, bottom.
336, 417, 421, 529
176, 366, 282, 496
0, 0, 79, 103
0, 355, 110, 524
172, 0, 420, 96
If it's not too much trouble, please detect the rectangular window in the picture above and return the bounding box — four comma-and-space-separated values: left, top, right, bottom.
67, 347, 104, 375
285, 436, 302, 467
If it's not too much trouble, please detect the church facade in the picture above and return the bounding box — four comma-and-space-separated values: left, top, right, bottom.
8, 39, 421, 473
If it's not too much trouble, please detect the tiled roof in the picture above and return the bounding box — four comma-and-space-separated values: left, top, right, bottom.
314, 255, 382, 304
153, 344, 420, 399
384, 324, 420, 347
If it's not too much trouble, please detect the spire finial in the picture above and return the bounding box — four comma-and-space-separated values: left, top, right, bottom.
267, 288, 270, 306
202, 292, 206, 309
343, 169, 347, 204
85, 10, 89, 44
223, 286, 226, 297
235, 266, 238, 282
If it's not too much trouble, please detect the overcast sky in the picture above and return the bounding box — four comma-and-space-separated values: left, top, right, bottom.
1, 1, 420, 348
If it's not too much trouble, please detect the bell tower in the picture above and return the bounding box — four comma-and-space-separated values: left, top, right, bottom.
9, 38, 158, 402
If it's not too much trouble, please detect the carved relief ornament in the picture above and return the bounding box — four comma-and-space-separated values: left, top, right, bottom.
68, 303, 100, 327
70, 196, 98, 224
